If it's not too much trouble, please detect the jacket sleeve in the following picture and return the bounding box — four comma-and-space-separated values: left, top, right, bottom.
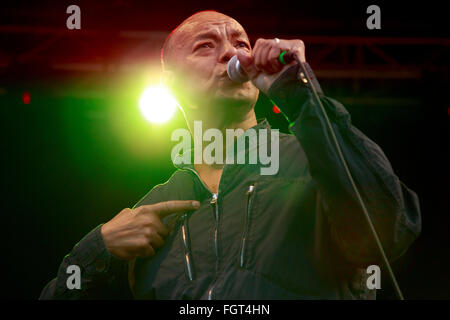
39, 224, 132, 300
267, 63, 422, 266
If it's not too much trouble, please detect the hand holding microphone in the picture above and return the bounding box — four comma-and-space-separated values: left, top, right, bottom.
227, 38, 306, 93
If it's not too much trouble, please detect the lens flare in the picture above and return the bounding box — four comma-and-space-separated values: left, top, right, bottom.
139, 86, 178, 124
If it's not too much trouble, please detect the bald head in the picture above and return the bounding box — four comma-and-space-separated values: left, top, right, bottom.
158, 10, 258, 120
161, 11, 248, 70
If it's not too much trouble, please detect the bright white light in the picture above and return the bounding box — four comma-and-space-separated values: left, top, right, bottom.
139, 86, 178, 124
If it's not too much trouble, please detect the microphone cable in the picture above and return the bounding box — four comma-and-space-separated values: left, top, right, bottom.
290, 53, 405, 300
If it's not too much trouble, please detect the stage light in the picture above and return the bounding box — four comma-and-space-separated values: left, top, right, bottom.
272, 105, 281, 114
139, 86, 178, 124
23, 92, 31, 104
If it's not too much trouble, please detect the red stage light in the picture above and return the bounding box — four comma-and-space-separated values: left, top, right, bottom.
22, 92, 31, 104
272, 105, 281, 114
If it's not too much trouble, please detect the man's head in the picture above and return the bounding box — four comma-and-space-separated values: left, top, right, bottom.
161, 11, 259, 123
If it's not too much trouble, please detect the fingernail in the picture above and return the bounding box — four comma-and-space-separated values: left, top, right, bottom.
192, 201, 200, 208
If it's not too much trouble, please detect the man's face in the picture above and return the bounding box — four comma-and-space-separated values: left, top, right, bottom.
166, 12, 259, 111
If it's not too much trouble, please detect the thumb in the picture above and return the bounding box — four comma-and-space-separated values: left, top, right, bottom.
236, 50, 259, 80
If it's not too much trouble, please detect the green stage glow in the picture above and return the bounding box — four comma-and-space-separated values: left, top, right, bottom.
139, 86, 178, 124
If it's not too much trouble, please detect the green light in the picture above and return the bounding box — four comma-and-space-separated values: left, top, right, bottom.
139, 85, 178, 124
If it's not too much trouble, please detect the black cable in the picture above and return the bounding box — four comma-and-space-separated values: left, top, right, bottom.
295, 57, 405, 300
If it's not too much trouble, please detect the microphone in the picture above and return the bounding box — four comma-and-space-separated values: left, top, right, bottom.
227, 51, 296, 83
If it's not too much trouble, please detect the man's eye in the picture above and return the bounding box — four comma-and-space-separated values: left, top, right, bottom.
196, 42, 213, 50
237, 42, 249, 49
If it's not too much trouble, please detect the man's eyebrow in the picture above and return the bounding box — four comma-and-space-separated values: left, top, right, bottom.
192, 31, 221, 42
229, 29, 245, 38
192, 29, 247, 43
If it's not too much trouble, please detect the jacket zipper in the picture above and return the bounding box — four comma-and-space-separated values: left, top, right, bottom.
181, 213, 194, 282
239, 184, 256, 268
183, 168, 220, 300
208, 193, 219, 300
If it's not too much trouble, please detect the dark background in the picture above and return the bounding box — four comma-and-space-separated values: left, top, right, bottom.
1, 0, 449, 299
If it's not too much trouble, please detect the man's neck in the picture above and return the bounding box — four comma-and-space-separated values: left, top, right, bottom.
187, 108, 257, 193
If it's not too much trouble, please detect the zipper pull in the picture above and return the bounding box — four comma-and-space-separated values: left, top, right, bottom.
210, 193, 218, 205
207, 287, 214, 300
181, 213, 194, 282
240, 184, 256, 268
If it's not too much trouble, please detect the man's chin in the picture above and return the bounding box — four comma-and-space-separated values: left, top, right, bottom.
214, 88, 257, 108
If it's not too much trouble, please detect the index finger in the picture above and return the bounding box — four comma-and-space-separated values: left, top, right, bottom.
149, 200, 200, 218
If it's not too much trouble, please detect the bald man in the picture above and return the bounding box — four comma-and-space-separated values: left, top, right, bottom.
40, 11, 421, 300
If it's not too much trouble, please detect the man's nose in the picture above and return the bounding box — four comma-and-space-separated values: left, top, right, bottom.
218, 42, 237, 63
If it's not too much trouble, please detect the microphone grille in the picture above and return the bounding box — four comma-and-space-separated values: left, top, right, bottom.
227, 55, 248, 83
